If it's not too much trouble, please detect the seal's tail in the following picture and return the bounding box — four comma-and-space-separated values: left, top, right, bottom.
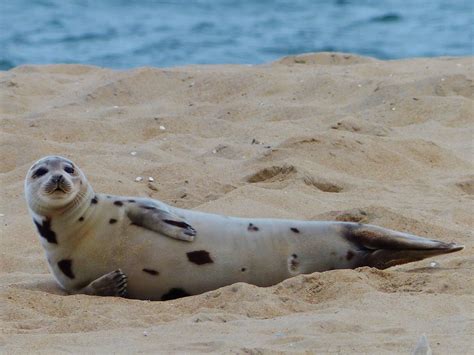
341, 223, 464, 269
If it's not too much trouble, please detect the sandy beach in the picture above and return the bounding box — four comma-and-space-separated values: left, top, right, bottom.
0, 53, 472, 353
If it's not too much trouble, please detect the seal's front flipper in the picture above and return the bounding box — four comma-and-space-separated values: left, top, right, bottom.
342, 223, 464, 269
77, 269, 128, 297
126, 203, 196, 242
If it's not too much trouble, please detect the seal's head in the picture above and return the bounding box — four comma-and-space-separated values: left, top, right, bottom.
25, 156, 91, 215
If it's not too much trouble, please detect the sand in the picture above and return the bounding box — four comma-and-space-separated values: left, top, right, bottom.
0, 53, 473, 354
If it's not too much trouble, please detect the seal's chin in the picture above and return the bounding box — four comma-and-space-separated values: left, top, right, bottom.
48, 189, 68, 199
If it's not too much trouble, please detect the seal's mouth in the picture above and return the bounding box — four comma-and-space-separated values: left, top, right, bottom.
52, 185, 66, 193
43, 176, 71, 196
44, 186, 68, 197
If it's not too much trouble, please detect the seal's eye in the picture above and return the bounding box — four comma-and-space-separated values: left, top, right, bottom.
64, 166, 74, 174
32, 167, 48, 178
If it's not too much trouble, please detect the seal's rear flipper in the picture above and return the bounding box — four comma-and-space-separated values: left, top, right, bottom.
342, 223, 464, 269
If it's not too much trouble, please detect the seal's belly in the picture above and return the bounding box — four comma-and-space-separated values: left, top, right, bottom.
118, 222, 293, 300
70, 212, 353, 300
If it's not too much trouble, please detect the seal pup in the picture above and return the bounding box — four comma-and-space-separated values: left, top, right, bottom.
25, 156, 464, 300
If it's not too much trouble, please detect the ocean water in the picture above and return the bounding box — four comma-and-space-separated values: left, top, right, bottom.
0, 0, 472, 70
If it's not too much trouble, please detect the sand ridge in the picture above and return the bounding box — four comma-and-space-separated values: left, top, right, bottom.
0, 53, 473, 353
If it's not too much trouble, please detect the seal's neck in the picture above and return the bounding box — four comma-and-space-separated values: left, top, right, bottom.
60, 183, 95, 221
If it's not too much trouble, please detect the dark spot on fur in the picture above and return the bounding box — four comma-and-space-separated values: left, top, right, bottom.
114, 201, 123, 206
290, 227, 300, 233
161, 288, 190, 301
57, 259, 75, 279
109, 218, 117, 224
91, 196, 98, 204
106, 195, 111, 199
241, 267, 247, 272
289, 254, 299, 270
128, 199, 136, 203
34, 218, 57, 244
142, 268, 159, 275
346, 250, 355, 261
78, 217, 84, 222
187, 250, 214, 265
248, 223, 259, 231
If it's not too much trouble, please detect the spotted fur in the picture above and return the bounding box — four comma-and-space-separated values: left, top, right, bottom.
289, 254, 299, 271
187, 250, 214, 265
34, 218, 57, 244
142, 268, 159, 275
248, 223, 259, 231
161, 288, 190, 301
58, 259, 75, 279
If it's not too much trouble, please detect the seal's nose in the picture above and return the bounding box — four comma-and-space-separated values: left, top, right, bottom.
51, 175, 64, 184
